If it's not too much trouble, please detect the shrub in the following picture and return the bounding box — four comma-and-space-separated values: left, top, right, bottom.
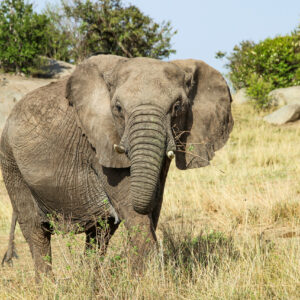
42, 4, 74, 63
246, 74, 273, 109
0, 0, 50, 74
218, 30, 300, 109
0, 0, 177, 74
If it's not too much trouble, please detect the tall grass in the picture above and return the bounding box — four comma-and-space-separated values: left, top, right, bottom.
0, 104, 300, 299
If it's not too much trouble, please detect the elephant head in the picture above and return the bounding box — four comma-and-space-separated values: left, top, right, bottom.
66, 55, 233, 215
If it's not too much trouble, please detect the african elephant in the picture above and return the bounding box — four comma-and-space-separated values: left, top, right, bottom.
1, 55, 233, 277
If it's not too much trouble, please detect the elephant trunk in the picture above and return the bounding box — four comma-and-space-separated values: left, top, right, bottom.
128, 106, 167, 215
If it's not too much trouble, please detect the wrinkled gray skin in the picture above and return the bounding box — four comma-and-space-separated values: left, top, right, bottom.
1, 55, 233, 277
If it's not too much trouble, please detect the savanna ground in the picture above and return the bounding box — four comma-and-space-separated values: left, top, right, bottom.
0, 104, 299, 299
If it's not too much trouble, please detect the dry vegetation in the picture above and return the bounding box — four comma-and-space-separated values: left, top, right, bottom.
0, 104, 300, 299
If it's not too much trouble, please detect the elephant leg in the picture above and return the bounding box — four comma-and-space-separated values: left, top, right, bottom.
19, 222, 52, 280
1, 160, 52, 280
121, 208, 157, 271
85, 217, 119, 255
2, 210, 18, 266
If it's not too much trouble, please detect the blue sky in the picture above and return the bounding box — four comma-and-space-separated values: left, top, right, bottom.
35, 0, 300, 74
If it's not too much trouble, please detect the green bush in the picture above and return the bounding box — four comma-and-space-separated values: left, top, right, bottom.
218, 30, 300, 109
246, 74, 273, 109
0, 0, 50, 74
42, 4, 74, 63
0, 0, 176, 74
62, 0, 177, 62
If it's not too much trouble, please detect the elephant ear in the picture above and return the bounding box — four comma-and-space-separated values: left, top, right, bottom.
66, 55, 131, 168
172, 59, 233, 170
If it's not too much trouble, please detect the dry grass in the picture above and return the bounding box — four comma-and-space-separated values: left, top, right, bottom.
0, 104, 300, 299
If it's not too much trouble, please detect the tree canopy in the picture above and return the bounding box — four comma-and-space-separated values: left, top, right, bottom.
0, 0, 50, 73
61, 0, 176, 62
0, 0, 177, 74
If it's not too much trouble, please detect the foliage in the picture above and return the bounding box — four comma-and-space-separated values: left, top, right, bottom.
218, 31, 300, 109
61, 0, 177, 62
246, 73, 273, 109
0, 0, 50, 73
42, 4, 74, 62
0, 0, 176, 74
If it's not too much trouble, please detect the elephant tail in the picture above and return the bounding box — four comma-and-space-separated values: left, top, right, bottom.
2, 210, 18, 266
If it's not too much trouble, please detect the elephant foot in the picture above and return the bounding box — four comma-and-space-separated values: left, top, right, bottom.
127, 250, 152, 276
1, 246, 18, 267
126, 232, 158, 275
35, 269, 55, 284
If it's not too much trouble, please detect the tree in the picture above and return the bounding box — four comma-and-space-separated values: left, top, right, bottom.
42, 4, 74, 62
0, 0, 50, 73
61, 0, 176, 62
0, 0, 177, 74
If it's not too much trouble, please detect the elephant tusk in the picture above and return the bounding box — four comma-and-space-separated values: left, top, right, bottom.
113, 144, 125, 154
167, 150, 175, 160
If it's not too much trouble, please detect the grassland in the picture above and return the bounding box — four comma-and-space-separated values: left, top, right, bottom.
0, 104, 300, 299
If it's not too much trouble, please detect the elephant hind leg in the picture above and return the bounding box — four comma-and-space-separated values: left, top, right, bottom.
2, 210, 18, 266
19, 222, 52, 280
85, 217, 119, 256
1, 158, 53, 280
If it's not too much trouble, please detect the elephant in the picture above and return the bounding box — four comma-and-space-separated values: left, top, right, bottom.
0, 55, 233, 277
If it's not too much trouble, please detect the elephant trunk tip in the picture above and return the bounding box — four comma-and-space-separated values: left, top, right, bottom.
133, 204, 152, 215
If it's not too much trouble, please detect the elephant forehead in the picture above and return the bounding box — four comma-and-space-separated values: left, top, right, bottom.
114, 60, 185, 109
124, 74, 180, 95
117, 58, 185, 86
117, 77, 183, 110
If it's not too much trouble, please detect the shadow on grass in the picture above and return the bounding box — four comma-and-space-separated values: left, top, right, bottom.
161, 224, 239, 273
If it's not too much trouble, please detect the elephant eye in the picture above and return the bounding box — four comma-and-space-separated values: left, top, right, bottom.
116, 103, 122, 113
173, 101, 181, 113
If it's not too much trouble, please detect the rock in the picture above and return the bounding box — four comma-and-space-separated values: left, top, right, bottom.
269, 86, 300, 106
232, 88, 250, 104
263, 104, 300, 125
40, 58, 75, 79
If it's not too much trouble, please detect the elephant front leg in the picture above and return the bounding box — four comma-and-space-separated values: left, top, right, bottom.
122, 210, 157, 272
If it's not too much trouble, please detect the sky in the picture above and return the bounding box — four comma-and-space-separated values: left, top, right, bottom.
35, 0, 300, 74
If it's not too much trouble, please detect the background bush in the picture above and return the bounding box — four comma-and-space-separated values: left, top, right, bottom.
217, 28, 300, 109
0, 0, 50, 74
0, 0, 176, 74
60, 0, 176, 62
42, 4, 74, 63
